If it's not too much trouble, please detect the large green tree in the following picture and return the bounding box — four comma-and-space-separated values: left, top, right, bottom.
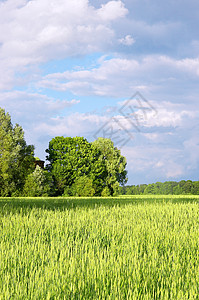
46, 136, 127, 196
0, 108, 35, 196
92, 138, 128, 196
46, 136, 106, 195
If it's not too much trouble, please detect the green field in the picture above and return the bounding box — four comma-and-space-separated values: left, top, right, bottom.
0, 196, 198, 299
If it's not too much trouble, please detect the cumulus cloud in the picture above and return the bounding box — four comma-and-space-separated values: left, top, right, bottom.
119, 35, 135, 46
38, 55, 199, 99
122, 144, 185, 183
0, 0, 128, 90
97, 0, 128, 21
114, 0, 199, 57
0, 91, 80, 126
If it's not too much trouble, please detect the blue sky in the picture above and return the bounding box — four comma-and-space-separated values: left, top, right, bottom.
0, 0, 199, 185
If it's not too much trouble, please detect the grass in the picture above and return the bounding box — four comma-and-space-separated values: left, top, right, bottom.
0, 195, 198, 299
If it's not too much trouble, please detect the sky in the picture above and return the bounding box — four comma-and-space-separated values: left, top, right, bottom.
0, 0, 199, 185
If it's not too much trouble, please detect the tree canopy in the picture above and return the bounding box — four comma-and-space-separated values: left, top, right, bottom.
0, 108, 35, 196
92, 138, 127, 195
46, 136, 128, 196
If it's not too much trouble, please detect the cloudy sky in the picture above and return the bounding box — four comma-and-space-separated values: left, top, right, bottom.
0, 0, 199, 185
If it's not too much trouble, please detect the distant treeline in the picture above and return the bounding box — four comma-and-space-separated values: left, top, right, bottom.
119, 180, 199, 195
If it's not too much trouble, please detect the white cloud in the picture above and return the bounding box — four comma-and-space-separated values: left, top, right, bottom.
122, 144, 185, 181
38, 55, 199, 97
33, 112, 109, 137
165, 163, 184, 178
97, 1, 128, 21
0, 91, 80, 125
0, 0, 129, 90
119, 35, 135, 46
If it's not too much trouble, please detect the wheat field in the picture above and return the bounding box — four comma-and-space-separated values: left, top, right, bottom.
0, 196, 198, 299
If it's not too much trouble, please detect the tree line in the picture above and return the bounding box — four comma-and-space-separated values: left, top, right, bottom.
0, 108, 127, 197
119, 180, 199, 195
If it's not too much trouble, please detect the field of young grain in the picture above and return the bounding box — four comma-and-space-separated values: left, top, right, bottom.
0, 196, 198, 299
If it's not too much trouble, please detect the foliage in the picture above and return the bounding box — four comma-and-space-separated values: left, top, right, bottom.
46, 136, 127, 196
46, 136, 99, 195
92, 138, 127, 195
23, 166, 52, 197
0, 108, 35, 196
0, 108, 128, 197
120, 180, 199, 195
70, 175, 95, 197
0, 196, 198, 299
63, 176, 95, 197
101, 186, 111, 197
34, 157, 40, 161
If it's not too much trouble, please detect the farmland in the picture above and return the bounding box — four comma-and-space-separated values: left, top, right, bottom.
0, 196, 198, 299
